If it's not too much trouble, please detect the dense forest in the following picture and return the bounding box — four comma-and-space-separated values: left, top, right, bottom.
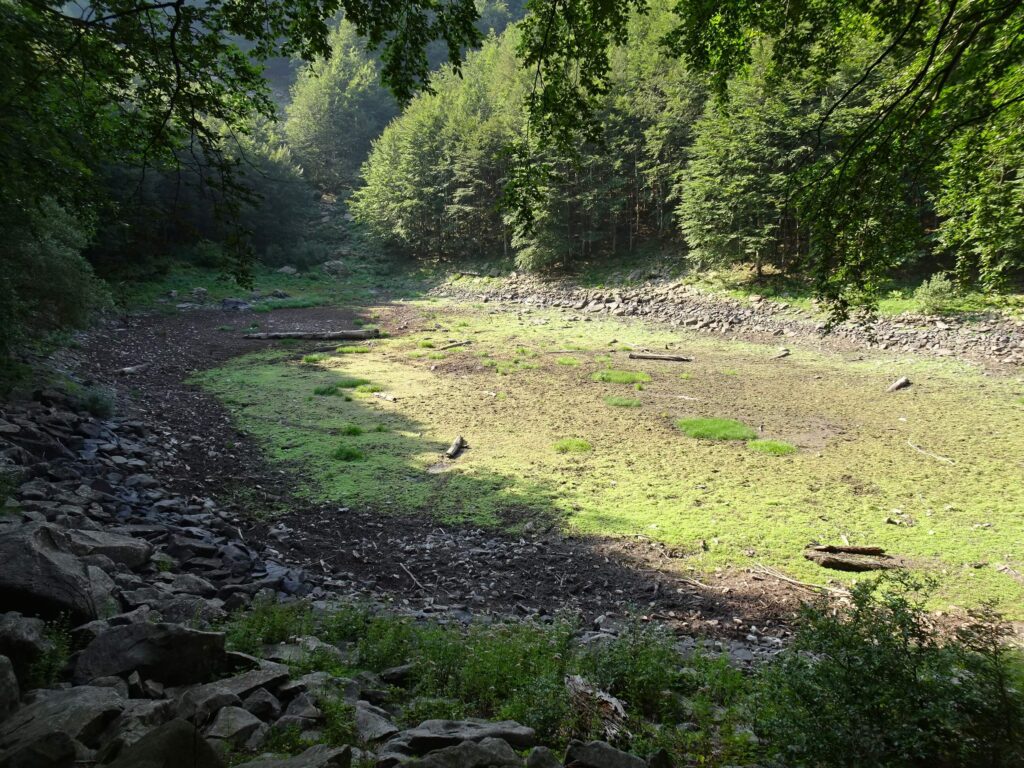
2, 0, 1023, 360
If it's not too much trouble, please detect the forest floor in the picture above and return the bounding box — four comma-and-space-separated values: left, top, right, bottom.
79, 274, 1024, 622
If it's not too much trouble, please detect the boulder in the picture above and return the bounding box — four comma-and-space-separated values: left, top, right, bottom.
0, 523, 98, 621
416, 738, 522, 768
563, 741, 646, 768
235, 744, 351, 768
95, 699, 176, 761
0, 613, 50, 688
178, 664, 288, 723
74, 623, 227, 685
243, 688, 282, 722
275, 266, 298, 276
0, 656, 18, 721
355, 700, 398, 743
204, 706, 263, 748
525, 747, 561, 768
401, 720, 536, 753
0, 686, 124, 764
65, 529, 152, 569
106, 718, 223, 768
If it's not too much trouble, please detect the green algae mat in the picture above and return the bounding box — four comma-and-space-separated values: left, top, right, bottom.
194, 301, 1024, 615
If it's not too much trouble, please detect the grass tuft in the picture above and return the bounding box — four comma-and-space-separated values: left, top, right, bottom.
418, 341, 435, 348
556, 357, 580, 366
302, 353, 329, 364
748, 439, 796, 455
676, 417, 756, 441
337, 345, 371, 354
553, 438, 592, 454
332, 445, 365, 462
340, 423, 364, 436
605, 396, 642, 408
313, 377, 371, 396
592, 369, 651, 385
355, 383, 384, 393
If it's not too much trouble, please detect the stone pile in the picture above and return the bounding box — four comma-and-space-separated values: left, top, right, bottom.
441, 273, 1024, 367
0, 389, 768, 767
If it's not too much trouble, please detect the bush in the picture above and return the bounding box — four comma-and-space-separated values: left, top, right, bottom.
1, 199, 108, 362
331, 445, 365, 462
225, 598, 313, 655
755, 574, 1024, 767
913, 272, 958, 314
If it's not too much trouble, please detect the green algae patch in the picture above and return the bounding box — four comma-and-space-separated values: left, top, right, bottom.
194, 303, 1024, 616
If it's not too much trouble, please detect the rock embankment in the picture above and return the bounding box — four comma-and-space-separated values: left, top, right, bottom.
0, 389, 770, 767
439, 274, 1024, 367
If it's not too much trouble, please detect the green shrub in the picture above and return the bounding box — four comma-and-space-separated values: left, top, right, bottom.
913, 272, 958, 314
75, 386, 116, 418
605, 396, 642, 408
357, 617, 417, 670
592, 370, 651, 385
302, 353, 329, 364
675, 417, 756, 440
321, 697, 357, 746
418, 341, 435, 348
340, 423, 364, 436
355, 383, 383, 393
553, 438, 592, 454
756, 574, 1024, 767
225, 598, 313, 655
747, 439, 796, 455
332, 445, 365, 462
27, 618, 71, 688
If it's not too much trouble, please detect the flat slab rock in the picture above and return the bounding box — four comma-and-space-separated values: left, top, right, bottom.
106, 718, 223, 768
564, 741, 647, 768
74, 622, 228, 686
0, 685, 125, 763
235, 744, 351, 768
378, 720, 537, 766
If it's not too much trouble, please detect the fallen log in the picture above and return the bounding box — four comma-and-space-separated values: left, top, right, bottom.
627, 352, 693, 362
244, 329, 379, 340
437, 340, 471, 351
804, 545, 903, 572
445, 435, 466, 459
810, 544, 887, 556
887, 376, 912, 392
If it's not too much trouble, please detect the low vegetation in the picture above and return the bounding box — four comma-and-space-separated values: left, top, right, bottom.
675, 417, 756, 441
553, 438, 592, 454
221, 576, 1024, 767
195, 302, 1024, 615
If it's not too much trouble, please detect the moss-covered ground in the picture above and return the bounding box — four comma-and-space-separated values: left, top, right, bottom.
194, 300, 1024, 615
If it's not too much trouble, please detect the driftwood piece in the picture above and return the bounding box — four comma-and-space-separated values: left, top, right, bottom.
445, 435, 466, 459
627, 352, 693, 362
771, 348, 791, 359
244, 329, 379, 340
887, 376, 912, 392
437, 340, 471, 351
804, 544, 903, 572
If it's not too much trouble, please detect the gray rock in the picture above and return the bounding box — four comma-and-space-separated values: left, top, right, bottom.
95, 699, 176, 761
392, 720, 536, 755
243, 688, 282, 721
0, 656, 18, 721
355, 700, 398, 742
526, 747, 561, 768
275, 266, 298, 276
74, 623, 227, 685
283, 691, 321, 721
322, 260, 350, 278
564, 741, 646, 768
235, 744, 351, 768
177, 686, 242, 725
0, 523, 98, 621
416, 738, 522, 768
169, 573, 216, 597
0, 686, 124, 763
205, 706, 263, 748
0, 613, 49, 688
65, 529, 152, 569
106, 718, 222, 768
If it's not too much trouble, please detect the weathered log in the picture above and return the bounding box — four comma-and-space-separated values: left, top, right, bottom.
804, 545, 902, 572
887, 376, 912, 392
445, 435, 466, 459
438, 340, 471, 351
810, 544, 887, 556
244, 329, 379, 340
627, 352, 693, 362
771, 348, 791, 359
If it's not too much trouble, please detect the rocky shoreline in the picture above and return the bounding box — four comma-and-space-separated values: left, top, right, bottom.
0, 383, 775, 767
438, 274, 1024, 368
